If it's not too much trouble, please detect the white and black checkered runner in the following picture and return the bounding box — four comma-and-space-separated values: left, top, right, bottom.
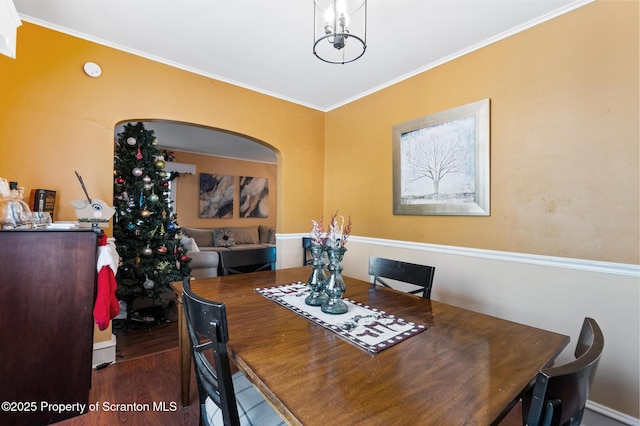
256, 282, 427, 354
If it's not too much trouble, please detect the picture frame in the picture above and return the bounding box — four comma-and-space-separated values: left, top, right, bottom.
239, 176, 269, 218
392, 99, 490, 216
199, 173, 234, 218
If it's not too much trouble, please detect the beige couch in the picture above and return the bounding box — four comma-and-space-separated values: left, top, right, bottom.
186, 250, 220, 279
182, 225, 276, 252
180, 225, 275, 278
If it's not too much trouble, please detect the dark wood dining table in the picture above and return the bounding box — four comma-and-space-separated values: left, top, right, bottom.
171, 266, 569, 425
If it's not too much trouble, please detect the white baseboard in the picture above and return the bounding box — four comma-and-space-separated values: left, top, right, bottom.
92, 334, 116, 368
585, 401, 640, 426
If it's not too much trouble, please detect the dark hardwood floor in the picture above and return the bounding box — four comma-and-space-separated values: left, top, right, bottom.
57, 318, 200, 425
113, 318, 179, 362
58, 348, 200, 426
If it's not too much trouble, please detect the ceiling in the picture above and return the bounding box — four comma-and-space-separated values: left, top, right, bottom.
15, 0, 592, 161
114, 120, 279, 164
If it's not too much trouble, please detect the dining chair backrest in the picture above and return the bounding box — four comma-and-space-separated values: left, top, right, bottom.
368, 256, 436, 299
523, 317, 604, 426
181, 277, 239, 425
182, 277, 284, 426
302, 237, 312, 265
219, 247, 276, 276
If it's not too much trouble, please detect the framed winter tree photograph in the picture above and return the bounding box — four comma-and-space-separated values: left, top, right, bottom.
393, 99, 490, 216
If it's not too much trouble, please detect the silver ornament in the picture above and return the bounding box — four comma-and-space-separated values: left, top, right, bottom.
127, 137, 137, 145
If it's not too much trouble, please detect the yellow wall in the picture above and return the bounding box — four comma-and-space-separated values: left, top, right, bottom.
324, 0, 638, 264
166, 150, 277, 229
0, 24, 324, 344
2, 2, 634, 264
0, 0, 637, 345
0, 23, 325, 235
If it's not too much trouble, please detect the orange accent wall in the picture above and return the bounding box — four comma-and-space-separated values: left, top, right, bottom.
0, 23, 323, 344
166, 150, 277, 229
0, 23, 325, 235
324, 0, 638, 264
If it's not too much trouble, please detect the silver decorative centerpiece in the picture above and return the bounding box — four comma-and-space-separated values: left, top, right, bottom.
320, 212, 351, 315
305, 243, 327, 305
305, 218, 328, 306
322, 245, 348, 314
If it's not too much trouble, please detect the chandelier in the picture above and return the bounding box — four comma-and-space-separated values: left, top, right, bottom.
313, 0, 367, 64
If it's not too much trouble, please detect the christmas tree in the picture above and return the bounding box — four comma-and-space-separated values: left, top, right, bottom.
113, 122, 190, 314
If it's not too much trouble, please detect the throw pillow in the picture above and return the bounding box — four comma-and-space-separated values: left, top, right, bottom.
186, 237, 200, 252
259, 225, 277, 244
258, 225, 271, 244
180, 237, 195, 252
183, 228, 214, 248
231, 226, 259, 245
214, 228, 236, 248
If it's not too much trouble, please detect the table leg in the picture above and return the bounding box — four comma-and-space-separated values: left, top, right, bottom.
177, 301, 192, 407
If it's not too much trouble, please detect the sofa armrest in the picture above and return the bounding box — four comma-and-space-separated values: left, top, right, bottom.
188, 251, 219, 279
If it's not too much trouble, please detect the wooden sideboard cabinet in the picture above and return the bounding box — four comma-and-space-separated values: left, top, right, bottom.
0, 229, 98, 425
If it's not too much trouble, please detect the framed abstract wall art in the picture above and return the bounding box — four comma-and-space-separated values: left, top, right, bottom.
199, 173, 234, 218
239, 176, 268, 218
392, 99, 490, 216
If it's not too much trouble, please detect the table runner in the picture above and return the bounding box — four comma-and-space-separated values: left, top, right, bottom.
256, 282, 427, 353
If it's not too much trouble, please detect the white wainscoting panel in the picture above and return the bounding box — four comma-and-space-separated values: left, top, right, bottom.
275, 233, 640, 423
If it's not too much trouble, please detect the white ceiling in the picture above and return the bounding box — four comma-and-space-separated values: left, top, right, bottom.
15, 0, 592, 162
114, 120, 279, 164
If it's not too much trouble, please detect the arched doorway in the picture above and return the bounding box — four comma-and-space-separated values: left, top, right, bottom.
111, 119, 280, 338
114, 119, 278, 229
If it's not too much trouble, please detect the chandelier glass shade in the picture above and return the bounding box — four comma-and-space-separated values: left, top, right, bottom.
313, 0, 367, 64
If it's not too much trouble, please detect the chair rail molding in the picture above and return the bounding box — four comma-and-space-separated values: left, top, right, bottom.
279, 233, 640, 277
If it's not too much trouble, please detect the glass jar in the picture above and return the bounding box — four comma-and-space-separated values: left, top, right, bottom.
0, 180, 33, 229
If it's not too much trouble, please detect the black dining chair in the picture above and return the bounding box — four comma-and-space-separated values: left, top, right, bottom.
218, 247, 276, 276
522, 317, 604, 426
182, 277, 285, 426
368, 256, 436, 299
302, 237, 312, 265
